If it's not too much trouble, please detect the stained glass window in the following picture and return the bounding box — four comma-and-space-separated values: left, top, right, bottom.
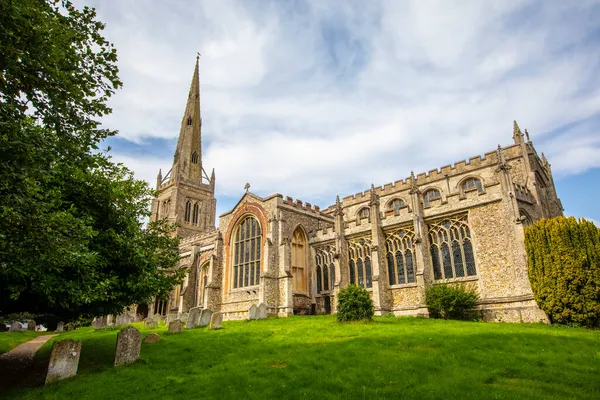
428, 215, 477, 280
232, 216, 262, 289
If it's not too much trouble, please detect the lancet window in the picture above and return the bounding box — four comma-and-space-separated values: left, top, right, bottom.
192, 203, 199, 225
184, 200, 191, 223
232, 216, 262, 289
191, 151, 199, 164
315, 246, 335, 294
187, 116, 193, 125
291, 227, 308, 293
385, 227, 416, 286
428, 215, 476, 280
348, 238, 372, 289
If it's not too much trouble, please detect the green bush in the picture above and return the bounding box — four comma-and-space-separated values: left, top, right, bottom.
425, 284, 479, 320
525, 216, 600, 327
337, 284, 374, 322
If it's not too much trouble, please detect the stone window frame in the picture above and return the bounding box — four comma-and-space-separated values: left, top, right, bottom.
519, 209, 534, 226
161, 199, 171, 218
197, 261, 209, 308
291, 226, 309, 294
458, 175, 485, 198
422, 187, 443, 208
191, 151, 199, 164
184, 200, 192, 223
230, 215, 262, 290
347, 237, 373, 290
427, 214, 478, 282
356, 207, 370, 224
192, 202, 199, 225
187, 116, 193, 126
385, 197, 407, 216
384, 226, 417, 287
315, 245, 335, 296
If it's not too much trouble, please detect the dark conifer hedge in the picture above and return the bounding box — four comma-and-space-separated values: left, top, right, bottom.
525, 216, 600, 327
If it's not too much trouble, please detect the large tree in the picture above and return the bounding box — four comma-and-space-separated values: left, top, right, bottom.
0, 0, 184, 320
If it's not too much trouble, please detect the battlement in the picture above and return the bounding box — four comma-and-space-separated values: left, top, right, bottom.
281, 194, 328, 216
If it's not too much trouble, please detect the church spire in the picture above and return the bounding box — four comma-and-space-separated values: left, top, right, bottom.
513, 120, 524, 145
172, 55, 202, 183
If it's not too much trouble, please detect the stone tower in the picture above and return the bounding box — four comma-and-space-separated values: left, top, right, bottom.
150, 56, 216, 237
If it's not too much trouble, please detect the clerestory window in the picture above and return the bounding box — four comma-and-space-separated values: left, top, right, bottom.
461, 178, 483, 194
423, 189, 441, 207
389, 198, 405, 215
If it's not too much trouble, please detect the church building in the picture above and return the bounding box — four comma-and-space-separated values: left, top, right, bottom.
149, 58, 563, 323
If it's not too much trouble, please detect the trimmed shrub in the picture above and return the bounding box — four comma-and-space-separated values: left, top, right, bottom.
525, 216, 600, 327
337, 284, 374, 322
425, 284, 479, 320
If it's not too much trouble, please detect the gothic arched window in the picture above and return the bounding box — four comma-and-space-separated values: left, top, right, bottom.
389, 198, 405, 215
358, 207, 370, 220
461, 177, 483, 194
315, 246, 335, 294
232, 216, 262, 289
184, 200, 191, 223
192, 203, 199, 225
291, 227, 308, 293
187, 116, 193, 126
385, 227, 416, 285
423, 189, 441, 207
191, 151, 199, 164
348, 238, 373, 289
428, 215, 476, 280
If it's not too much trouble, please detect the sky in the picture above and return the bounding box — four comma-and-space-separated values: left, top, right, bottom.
80, 0, 600, 226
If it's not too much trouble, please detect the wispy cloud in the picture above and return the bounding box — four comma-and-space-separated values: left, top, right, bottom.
82, 0, 600, 215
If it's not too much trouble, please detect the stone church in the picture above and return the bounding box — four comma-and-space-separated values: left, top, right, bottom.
148, 58, 563, 323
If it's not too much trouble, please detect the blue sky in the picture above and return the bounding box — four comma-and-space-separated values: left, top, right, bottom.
83, 0, 600, 225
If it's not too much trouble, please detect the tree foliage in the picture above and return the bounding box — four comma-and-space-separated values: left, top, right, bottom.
425, 284, 479, 320
0, 0, 184, 321
337, 284, 374, 322
525, 217, 600, 327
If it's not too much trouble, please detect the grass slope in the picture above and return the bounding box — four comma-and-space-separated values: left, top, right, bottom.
0, 331, 50, 354
6, 316, 600, 400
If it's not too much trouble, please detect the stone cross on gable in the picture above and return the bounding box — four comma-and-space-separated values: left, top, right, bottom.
244, 183, 250, 193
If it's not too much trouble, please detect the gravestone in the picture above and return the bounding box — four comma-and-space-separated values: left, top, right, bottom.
209, 312, 223, 330
93, 316, 107, 329
114, 326, 141, 366
115, 313, 130, 326
9, 321, 23, 332
152, 313, 162, 322
199, 309, 213, 327
248, 304, 258, 320
143, 333, 160, 344
168, 319, 183, 334
186, 307, 202, 329
144, 319, 158, 329
26, 319, 36, 330
179, 312, 189, 324
258, 303, 268, 319
45, 339, 82, 384
56, 321, 64, 332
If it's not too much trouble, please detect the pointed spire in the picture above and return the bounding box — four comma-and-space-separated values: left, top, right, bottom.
334, 195, 343, 216
524, 128, 531, 143
513, 120, 524, 145
156, 169, 162, 190
369, 184, 379, 206
210, 168, 215, 190
409, 171, 419, 194
496, 144, 508, 169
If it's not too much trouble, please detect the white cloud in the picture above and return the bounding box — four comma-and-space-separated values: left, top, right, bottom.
80, 0, 600, 211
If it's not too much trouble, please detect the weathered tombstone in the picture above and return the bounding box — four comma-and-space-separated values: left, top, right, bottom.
93, 316, 107, 329
145, 319, 158, 329
179, 312, 189, 324
114, 326, 142, 366
258, 303, 267, 319
9, 321, 23, 332
168, 319, 183, 334
186, 307, 201, 329
45, 339, 82, 384
115, 313, 130, 326
26, 319, 36, 330
199, 309, 213, 327
209, 312, 223, 330
152, 313, 162, 322
248, 304, 258, 320
143, 333, 160, 344
56, 321, 64, 332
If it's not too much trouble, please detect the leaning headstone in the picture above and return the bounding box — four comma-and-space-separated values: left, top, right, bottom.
56, 321, 64, 332
186, 307, 202, 329
168, 319, 183, 334
209, 312, 223, 330
145, 319, 158, 329
248, 304, 258, 320
26, 319, 36, 330
258, 303, 267, 319
199, 309, 213, 327
45, 339, 82, 384
9, 321, 23, 332
143, 333, 160, 344
114, 326, 142, 366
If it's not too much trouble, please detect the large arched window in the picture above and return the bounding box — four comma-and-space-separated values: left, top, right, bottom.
192, 203, 199, 225
388, 198, 405, 216
315, 246, 335, 294
291, 227, 308, 293
232, 216, 262, 289
428, 215, 476, 280
385, 227, 416, 285
348, 238, 373, 289
184, 200, 191, 223
423, 189, 441, 207
461, 177, 483, 194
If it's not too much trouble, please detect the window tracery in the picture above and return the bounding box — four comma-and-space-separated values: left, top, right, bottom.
389, 198, 405, 215
423, 189, 441, 207
315, 246, 335, 294
358, 207, 370, 220
385, 227, 416, 285
348, 238, 372, 289
232, 216, 262, 289
291, 228, 308, 293
428, 215, 476, 280
191, 151, 199, 164
461, 177, 483, 194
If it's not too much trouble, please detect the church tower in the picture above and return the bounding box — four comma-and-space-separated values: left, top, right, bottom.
150, 55, 216, 237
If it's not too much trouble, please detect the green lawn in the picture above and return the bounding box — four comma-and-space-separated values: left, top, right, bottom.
5, 316, 600, 399
0, 330, 51, 354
